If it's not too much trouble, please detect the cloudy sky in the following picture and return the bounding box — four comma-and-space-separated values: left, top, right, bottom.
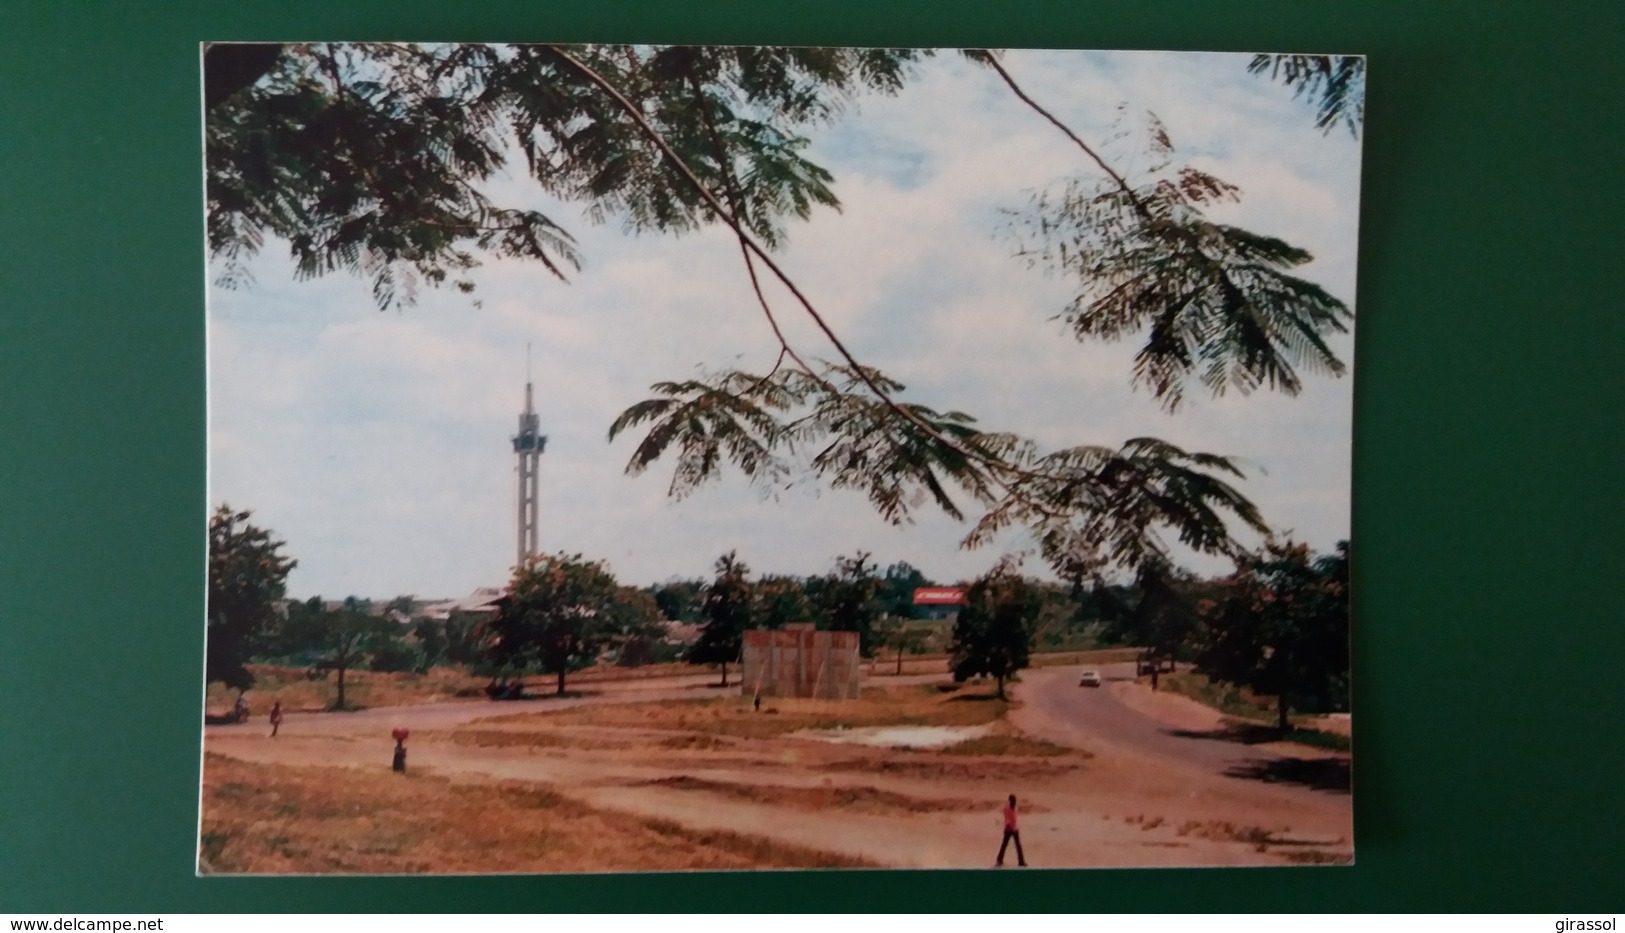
207, 48, 1363, 600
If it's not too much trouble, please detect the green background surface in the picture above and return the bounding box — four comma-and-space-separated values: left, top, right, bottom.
2, 0, 1621, 913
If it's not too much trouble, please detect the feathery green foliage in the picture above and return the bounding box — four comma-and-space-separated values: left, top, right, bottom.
611, 359, 1268, 578
1009, 120, 1352, 410
209, 43, 1359, 584
964, 437, 1269, 573
1248, 54, 1366, 137
206, 43, 928, 308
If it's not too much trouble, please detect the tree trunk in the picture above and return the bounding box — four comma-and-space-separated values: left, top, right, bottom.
556, 669, 566, 696
996, 674, 1006, 700
1277, 693, 1290, 732
896, 647, 904, 675
336, 666, 347, 710
720, 661, 728, 687
1150, 667, 1160, 691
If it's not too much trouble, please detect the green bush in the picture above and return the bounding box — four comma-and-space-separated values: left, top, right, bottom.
368, 637, 427, 674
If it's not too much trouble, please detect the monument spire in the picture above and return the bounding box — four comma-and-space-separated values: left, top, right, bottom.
511, 349, 546, 566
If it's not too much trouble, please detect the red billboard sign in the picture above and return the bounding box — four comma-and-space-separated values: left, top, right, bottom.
912, 586, 967, 605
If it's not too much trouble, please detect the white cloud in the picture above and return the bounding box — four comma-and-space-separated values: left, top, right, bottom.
207, 48, 1362, 597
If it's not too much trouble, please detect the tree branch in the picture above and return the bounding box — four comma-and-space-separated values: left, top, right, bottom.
976, 52, 1156, 226
560, 44, 1264, 569
681, 66, 829, 393
547, 44, 1037, 487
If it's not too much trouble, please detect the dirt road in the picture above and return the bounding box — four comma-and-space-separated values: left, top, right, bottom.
204, 665, 1352, 870
1012, 664, 1352, 801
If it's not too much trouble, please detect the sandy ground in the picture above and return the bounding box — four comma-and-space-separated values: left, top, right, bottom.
203, 665, 1352, 870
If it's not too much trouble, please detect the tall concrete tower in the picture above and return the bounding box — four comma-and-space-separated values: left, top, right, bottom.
511, 372, 546, 566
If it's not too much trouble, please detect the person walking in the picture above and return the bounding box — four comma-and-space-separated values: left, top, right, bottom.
268, 701, 283, 738
996, 793, 1027, 867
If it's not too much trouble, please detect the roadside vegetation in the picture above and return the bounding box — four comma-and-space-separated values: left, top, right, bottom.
207, 646, 1148, 718
207, 504, 1347, 736
1157, 670, 1352, 751
1158, 669, 1290, 721
205, 664, 486, 714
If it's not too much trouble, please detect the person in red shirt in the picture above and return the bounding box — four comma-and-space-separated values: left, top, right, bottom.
996, 793, 1027, 867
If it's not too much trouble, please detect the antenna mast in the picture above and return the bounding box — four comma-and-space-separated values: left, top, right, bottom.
511, 348, 546, 566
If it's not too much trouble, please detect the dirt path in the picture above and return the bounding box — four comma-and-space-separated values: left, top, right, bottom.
1009, 665, 1352, 843
206, 729, 1292, 868
204, 666, 1352, 869
1014, 664, 1347, 766
208, 671, 962, 740
207, 675, 743, 738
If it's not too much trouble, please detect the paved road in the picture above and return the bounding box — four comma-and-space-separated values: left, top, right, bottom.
1015, 664, 1350, 796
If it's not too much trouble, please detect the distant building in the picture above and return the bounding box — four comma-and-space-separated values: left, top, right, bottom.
416, 599, 460, 622
453, 587, 506, 622
663, 621, 703, 646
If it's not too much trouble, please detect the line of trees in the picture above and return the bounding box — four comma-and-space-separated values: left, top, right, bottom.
205, 505, 950, 704
203, 504, 1106, 707
206, 501, 1348, 728
203, 500, 1110, 705
1069, 538, 1352, 726
257, 595, 489, 710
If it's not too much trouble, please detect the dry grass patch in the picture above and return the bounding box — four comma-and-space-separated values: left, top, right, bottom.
1170, 819, 1348, 859
565, 661, 694, 684
940, 734, 1086, 758
1172, 818, 1273, 844
449, 729, 633, 752
635, 816, 875, 869
199, 752, 870, 873
867, 648, 1143, 678
1282, 850, 1354, 865
207, 665, 489, 714
641, 775, 1000, 815
822, 753, 1081, 782
208, 661, 710, 716
1028, 648, 1143, 668
1159, 671, 1332, 730
659, 733, 735, 751
490, 684, 1008, 740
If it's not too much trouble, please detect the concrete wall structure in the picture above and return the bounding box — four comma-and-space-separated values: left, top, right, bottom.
740, 624, 861, 700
